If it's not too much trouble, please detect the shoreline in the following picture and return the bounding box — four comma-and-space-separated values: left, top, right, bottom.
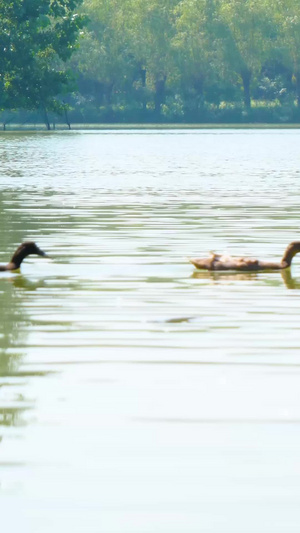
0, 122, 300, 132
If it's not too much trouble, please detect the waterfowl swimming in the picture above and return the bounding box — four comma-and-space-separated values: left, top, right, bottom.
189, 241, 300, 271
0, 242, 48, 272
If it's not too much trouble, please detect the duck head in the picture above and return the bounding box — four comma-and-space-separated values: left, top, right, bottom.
9, 242, 48, 269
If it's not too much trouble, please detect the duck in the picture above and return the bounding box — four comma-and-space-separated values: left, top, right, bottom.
0, 242, 48, 272
189, 241, 300, 271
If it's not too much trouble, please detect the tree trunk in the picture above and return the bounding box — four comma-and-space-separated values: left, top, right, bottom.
295, 72, 300, 107
141, 68, 146, 88
141, 68, 147, 111
193, 75, 205, 110
105, 82, 114, 105
94, 81, 104, 106
154, 75, 166, 116
64, 107, 71, 129
41, 105, 51, 130
241, 69, 251, 110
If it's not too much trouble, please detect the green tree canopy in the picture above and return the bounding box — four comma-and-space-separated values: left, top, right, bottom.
0, 0, 85, 128
273, 0, 300, 105
218, 0, 276, 108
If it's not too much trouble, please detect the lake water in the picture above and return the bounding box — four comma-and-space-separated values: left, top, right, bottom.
0, 129, 300, 532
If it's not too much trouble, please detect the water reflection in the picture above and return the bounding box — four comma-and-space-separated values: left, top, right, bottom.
0, 278, 26, 375
0, 279, 28, 429
191, 268, 300, 289
156, 316, 197, 324
281, 268, 300, 289
0, 406, 31, 427
11, 276, 46, 291
0, 277, 51, 430
191, 270, 260, 283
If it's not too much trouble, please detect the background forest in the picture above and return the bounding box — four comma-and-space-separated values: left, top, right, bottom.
2, 0, 300, 126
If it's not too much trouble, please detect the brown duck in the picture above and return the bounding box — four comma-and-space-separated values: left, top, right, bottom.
189, 241, 300, 271
0, 242, 48, 272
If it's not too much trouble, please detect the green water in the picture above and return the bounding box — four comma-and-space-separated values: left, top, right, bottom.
1, 129, 300, 532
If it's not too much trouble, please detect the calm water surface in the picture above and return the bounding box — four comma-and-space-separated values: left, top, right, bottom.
1, 129, 300, 532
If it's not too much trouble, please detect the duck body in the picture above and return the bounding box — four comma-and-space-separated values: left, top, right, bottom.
0, 242, 47, 272
189, 242, 300, 272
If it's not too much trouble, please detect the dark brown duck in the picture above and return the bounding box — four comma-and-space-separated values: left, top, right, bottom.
189, 241, 300, 271
0, 242, 48, 272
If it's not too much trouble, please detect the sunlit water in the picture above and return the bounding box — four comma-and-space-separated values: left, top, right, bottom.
1, 129, 300, 532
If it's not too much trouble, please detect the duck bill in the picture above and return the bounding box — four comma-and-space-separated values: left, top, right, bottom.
37, 248, 49, 258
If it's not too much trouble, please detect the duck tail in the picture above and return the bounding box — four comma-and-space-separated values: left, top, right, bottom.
188, 258, 203, 269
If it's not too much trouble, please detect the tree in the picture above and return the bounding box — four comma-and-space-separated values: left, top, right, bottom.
173, 0, 221, 115
218, 0, 275, 109
75, 0, 180, 118
0, 0, 85, 128
73, 0, 136, 113
124, 0, 180, 116
273, 0, 300, 106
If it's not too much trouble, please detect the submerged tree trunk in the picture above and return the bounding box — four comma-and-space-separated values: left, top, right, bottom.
241, 69, 251, 110
154, 75, 166, 116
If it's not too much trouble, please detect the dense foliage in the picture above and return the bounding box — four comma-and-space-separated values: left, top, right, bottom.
2, 0, 300, 125
68, 0, 300, 123
0, 0, 85, 128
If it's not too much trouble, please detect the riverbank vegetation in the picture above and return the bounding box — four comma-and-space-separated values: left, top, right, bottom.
2, 0, 300, 127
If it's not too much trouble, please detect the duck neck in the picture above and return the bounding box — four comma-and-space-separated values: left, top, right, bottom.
281, 242, 300, 267
10, 247, 28, 268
